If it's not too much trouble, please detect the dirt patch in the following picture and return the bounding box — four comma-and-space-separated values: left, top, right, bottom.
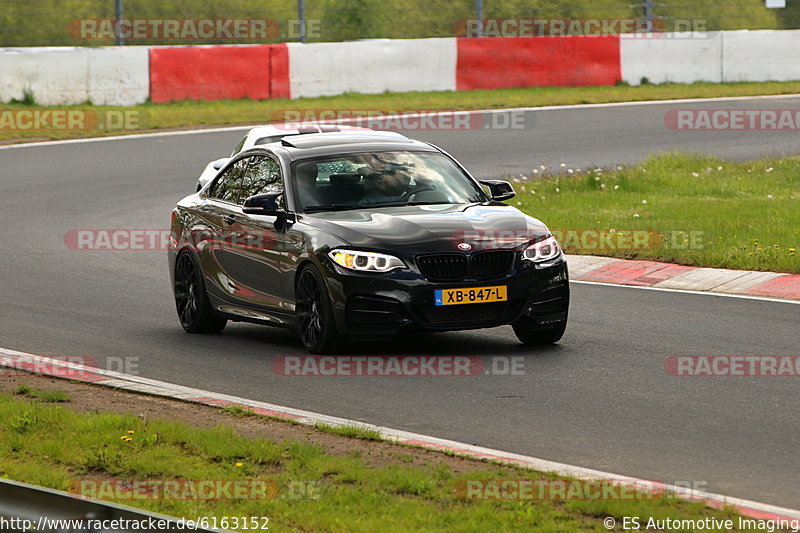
0, 373, 521, 476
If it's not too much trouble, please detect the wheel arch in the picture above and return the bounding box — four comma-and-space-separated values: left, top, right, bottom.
293, 255, 345, 334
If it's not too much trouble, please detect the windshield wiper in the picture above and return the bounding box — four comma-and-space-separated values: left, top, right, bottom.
303, 204, 361, 213
365, 201, 453, 209
304, 201, 455, 213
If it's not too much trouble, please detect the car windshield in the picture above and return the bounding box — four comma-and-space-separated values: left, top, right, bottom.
292, 151, 486, 212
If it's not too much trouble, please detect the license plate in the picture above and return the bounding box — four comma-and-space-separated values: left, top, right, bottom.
434, 285, 507, 306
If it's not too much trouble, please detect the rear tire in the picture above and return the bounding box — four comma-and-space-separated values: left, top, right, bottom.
174, 252, 227, 334
512, 315, 567, 346
295, 265, 341, 354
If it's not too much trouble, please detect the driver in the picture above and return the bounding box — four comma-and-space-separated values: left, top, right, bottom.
358, 168, 411, 206
295, 161, 321, 205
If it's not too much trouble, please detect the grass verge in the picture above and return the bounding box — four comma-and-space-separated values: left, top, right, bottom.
511, 153, 799, 273
3, 81, 800, 143
0, 384, 748, 533
13, 383, 71, 403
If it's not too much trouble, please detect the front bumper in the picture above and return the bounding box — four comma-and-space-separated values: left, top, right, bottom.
323, 254, 570, 340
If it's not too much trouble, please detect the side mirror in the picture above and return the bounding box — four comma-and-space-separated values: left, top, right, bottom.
479, 180, 516, 201
242, 192, 283, 216
212, 158, 229, 171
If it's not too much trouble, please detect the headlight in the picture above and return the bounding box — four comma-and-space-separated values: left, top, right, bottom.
522, 235, 561, 262
329, 249, 406, 272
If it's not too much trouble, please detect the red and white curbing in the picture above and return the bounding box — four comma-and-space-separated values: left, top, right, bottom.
1, 346, 799, 521
567, 254, 800, 301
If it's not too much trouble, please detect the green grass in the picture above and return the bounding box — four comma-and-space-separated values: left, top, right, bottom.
313, 422, 383, 441
13, 384, 71, 403
0, 392, 749, 532
4, 81, 800, 143
510, 153, 800, 273
219, 405, 256, 418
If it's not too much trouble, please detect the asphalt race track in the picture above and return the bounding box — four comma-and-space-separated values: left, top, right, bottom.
1, 97, 799, 508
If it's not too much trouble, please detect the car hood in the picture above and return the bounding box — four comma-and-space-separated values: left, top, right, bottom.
302, 203, 549, 254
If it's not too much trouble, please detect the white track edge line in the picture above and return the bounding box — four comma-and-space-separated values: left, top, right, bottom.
2, 348, 799, 520
3, 92, 800, 150
570, 279, 800, 305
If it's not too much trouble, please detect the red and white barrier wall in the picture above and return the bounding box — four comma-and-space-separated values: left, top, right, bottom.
721, 30, 800, 82
0, 47, 149, 106
2, 30, 800, 106
148, 44, 289, 102
287, 38, 457, 98
620, 30, 800, 85
456, 36, 620, 90
620, 34, 724, 84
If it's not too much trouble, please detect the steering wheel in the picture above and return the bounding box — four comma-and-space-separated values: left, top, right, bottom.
402, 185, 437, 201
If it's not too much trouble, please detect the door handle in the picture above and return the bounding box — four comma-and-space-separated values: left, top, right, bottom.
224, 214, 236, 225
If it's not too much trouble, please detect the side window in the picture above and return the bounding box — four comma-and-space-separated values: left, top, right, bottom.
210, 158, 249, 204
239, 156, 284, 205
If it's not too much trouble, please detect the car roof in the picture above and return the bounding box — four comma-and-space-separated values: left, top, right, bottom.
245, 123, 372, 141
264, 132, 436, 160
281, 131, 410, 148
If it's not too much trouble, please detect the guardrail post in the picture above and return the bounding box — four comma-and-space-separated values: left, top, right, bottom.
298, 0, 307, 42
475, 0, 484, 37
643, 0, 655, 21
115, 0, 124, 45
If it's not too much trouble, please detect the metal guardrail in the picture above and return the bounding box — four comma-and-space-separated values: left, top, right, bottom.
0, 478, 225, 533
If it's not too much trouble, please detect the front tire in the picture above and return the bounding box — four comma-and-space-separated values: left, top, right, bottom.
174, 252, 227, 334
295, 265, 341, 354
512, 315, 567, 346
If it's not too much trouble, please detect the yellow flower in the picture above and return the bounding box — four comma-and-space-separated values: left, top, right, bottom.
235, 462, 244, 467
773, 244, 779, 249
790, 249, 796, 252
127, 430, 135, 434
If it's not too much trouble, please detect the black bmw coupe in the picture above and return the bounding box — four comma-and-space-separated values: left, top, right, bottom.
169, 131, 569, 353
